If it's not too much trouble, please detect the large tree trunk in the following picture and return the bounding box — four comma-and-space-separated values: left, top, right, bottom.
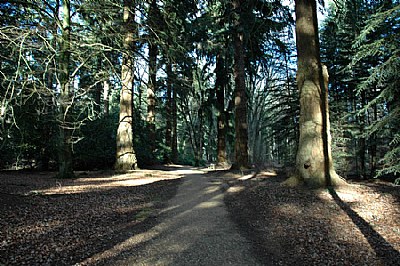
293, 0, 345, 187
216, 53, 228, 166
115, 0, 138, 171
57, 0, 74, 178
146, 0, 158, 158
231, 0, 249, 170
147, 42, 157, 155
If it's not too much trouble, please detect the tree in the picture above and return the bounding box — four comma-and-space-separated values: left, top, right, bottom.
115, 0, 138, 171
320, 0, 399, 179
146, 0, 159, 159
231, 0, 249, 169
291, 0, 345, 187
352, 3, 400, 177
57, 0, 75, 178
215, 52, 228, 166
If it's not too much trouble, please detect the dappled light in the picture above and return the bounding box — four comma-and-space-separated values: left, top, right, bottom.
0, 168, 183, 265
31, 172, 182, 195
1, 0, 399, 264
225, 171, 400, 265
75, 168, 260, 265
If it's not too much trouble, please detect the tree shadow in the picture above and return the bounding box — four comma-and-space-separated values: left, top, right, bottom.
225, 174, 400, 265
0, 178, 182, 266
92, 172, 242, 265
329, 188, 400, 265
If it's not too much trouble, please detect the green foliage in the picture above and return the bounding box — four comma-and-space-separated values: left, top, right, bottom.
0, 0, 321, 172
353, 3, 400, 178
74, 116, 117, 170
321, 0, 400, 179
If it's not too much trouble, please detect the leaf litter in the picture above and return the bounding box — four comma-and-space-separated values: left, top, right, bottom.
223, 170, 400, 265
0, 170, 181, 265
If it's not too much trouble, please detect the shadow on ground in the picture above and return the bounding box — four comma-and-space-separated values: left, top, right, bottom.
0, 170, 182, 265
224, 173, 400, 265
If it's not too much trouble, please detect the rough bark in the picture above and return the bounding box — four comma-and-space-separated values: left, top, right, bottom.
292, 0, 345, 187
232, 0, 249, 170
146, 0, 158, 156
115, 0, 138, 171
57, 0, 74, 179
216, 53, 228, 166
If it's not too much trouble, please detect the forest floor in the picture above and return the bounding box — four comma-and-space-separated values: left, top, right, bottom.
223, 168, 400, 265
0, 166, 399, 265
0, 166, 183, 265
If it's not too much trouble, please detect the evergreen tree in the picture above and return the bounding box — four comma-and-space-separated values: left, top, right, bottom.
320, 0, 399, 180
352, 2, 400, 177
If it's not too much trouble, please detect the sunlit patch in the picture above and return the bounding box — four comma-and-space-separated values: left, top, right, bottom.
334, 191, 359, 203
238, 174, 255, 180
227, 186, 245, 193
258, 170, 278, 178
79, 229, 161, 265
27, 170, 182, 195
204, 185, 219, 194
195, 200, 221, 209
318, 186, 365, 203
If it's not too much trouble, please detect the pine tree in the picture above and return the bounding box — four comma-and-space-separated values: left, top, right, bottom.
352, 3, 400, 177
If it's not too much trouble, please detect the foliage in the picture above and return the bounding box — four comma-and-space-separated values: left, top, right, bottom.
0, 0, 400, 179
353, 4, 400, 177
320, 0, 399, 180
74, 115, 117, 170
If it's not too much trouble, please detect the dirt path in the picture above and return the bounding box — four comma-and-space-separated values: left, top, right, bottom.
110, 167, 261, 266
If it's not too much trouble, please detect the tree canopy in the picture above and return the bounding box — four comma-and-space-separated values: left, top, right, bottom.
1, 0, 398, 183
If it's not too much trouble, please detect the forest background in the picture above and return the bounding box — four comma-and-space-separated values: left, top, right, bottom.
0, 0, 399, 182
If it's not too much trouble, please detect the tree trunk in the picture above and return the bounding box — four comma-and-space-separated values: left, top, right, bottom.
57, 0, 74, 178
147, 42, 157, 156
370, 92, 378, 177
94, 57, 102, 115
216, 53, 227, 166
164, 63, 172, 163
115, 0, 138, 171
293, 0, 345, 187
147, 0, 158, 158
232, 0, 249, 169
172, 81, 178, 163
103, 79, 110, 116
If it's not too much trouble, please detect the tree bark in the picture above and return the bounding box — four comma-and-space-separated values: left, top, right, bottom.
232, 0, 249, 169
147, 0, 158, 158
103, 79, 110, 116
164, 63, 172, 163
293, 0, 345, 187
115, 0, 138, 171
216, 52, 228, 166
57, 0, 74, 178
94, 57, 102, 115
172, 80, 178, 163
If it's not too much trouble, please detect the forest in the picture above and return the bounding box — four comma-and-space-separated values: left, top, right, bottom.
1, 0, 399, 183
1, 0, 400, 265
